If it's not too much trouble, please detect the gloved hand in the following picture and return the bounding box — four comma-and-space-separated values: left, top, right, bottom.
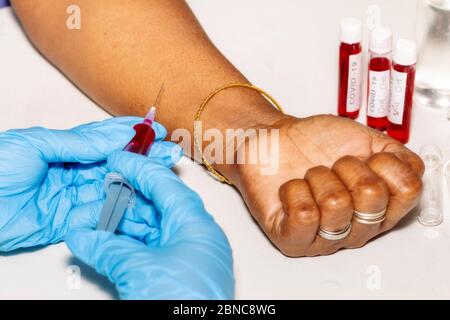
65, 151, 234, 300
0, 117, 181, 251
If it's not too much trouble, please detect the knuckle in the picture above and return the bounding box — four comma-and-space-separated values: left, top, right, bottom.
318, 190, 352, 213
370, 152, 394, 162
398, 151, 426, 177
398, 176, 423, 201
406, 153, 425, 177
295, 204, 320, 227
279, 179, 304, 197
333, 155, 358, 169
305, 165, 328, 179
354, 177, 389, 199
367, 152, 395, 168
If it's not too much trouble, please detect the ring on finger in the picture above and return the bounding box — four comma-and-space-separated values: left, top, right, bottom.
318, 223, 352, 241
353, 208, 387, 225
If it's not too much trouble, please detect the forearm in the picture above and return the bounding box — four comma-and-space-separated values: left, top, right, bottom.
11, 0, 284, 181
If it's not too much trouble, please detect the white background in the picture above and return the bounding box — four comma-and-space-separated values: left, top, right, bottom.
1, 0, 450, 299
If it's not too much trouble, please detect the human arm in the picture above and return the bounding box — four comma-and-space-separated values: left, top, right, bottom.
11, 0, 424, 256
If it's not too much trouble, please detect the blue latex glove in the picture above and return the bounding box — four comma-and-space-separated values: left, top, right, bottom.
65, 151, 234, 300
0, 117, 181, 251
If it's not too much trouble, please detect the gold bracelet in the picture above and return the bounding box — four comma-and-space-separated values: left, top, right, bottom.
194, 83, 285, 185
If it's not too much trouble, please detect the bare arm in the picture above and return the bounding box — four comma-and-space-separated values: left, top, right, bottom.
11, 0, 424, 257
11, 0, 283, 182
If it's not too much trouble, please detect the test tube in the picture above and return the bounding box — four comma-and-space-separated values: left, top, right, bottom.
444, 160, 450, 202
418, 144, 443, 226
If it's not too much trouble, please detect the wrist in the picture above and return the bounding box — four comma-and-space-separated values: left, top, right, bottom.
201, 87, 286, 130
197, 86, 287, 185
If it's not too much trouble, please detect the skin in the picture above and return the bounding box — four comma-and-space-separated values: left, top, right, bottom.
11, 0, 424, 257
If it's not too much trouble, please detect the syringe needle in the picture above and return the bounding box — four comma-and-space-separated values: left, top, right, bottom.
154, 83, 165, 108
144, 84, 164, 121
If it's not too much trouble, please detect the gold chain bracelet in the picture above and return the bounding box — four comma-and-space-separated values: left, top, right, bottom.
194, 83, 285, 185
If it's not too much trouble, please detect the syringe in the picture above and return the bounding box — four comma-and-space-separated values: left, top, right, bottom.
97, 86, 164, 232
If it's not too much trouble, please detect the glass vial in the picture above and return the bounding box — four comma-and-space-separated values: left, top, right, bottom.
418, 144, 443, 227
387, 40, 417, 144
367, 27, 393, 131
338, 18, 363, 120
415, 0, 450, 110
444, 160, 450, 202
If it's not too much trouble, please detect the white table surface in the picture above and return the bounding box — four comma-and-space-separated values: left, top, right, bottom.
1, 0, 450, 300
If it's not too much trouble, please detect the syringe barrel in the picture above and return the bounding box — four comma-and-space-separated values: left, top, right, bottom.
123, 121, 156, 156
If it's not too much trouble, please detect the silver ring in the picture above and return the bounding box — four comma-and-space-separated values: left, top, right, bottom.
353, 216, 386, 225
318, 223, 352, 241
353, 208, 387, 225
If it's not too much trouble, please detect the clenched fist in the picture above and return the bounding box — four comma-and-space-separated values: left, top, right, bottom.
230, 114, 424, 257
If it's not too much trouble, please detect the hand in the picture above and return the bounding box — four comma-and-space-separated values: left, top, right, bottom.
65, 152, 234, 300
0, 117, 181, 251
232, 114, 424, 257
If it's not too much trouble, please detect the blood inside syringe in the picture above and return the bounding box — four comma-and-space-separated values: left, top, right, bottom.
124, 108, 156, 156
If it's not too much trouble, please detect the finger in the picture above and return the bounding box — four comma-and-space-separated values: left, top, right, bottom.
82, 116, 167, 141
68, 200, 158, 243
67, 200, 105, 230
65, 228, 147, 284
332, 156, 390, 247
119, 195, 161, 245
276, 179, 320, 256
107, 151, 219, 246
149, 141, 183, 168
0, 133, 48, 195
98, 116, 142, 127
70, 134, 180, 186
74, 181, 104, 205
71, 162, 108, 185
118, 216, 161, 245
7, 119, 136, 163
382, 143, 425, 177
151, 122, 169, 141
366, 152, 423, 232
305, 166, 353, 233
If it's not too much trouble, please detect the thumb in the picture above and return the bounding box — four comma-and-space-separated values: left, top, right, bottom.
7, 117, 140, 164
65, 228, 146, 285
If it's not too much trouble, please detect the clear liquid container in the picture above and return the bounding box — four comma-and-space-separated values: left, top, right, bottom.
444, 160, 450, 201
415, 0, 450, 109
418, 145, 443, 226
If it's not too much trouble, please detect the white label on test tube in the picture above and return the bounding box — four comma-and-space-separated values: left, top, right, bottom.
388, 70, 407, 125
368, 70, 391, 118
346, 52, 362, 112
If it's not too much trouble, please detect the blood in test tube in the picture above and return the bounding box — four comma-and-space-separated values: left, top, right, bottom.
124, 108, 156, 156
338, 18, 363, 119
366, 27, 392, 131
387, 40, 417, 144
